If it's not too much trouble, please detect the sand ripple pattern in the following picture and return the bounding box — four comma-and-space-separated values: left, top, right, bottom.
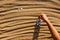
0, 0, 60, 40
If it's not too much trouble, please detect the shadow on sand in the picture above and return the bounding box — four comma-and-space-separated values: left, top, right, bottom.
32, 24, 40, 40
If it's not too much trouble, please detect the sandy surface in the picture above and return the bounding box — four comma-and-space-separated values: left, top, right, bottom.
0, 0, 60, 40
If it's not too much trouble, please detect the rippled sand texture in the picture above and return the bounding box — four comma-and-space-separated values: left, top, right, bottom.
0, 0, 60, 40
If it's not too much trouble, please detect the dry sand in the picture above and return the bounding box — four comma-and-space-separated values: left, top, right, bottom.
0, 0, 60, 40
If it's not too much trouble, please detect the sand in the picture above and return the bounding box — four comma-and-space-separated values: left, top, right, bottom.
0, 0, 60, 40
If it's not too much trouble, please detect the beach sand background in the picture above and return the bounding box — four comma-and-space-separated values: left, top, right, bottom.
0, 0, 60, 40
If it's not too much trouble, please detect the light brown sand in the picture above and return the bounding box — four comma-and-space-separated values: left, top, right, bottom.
0, 0, 60, 40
